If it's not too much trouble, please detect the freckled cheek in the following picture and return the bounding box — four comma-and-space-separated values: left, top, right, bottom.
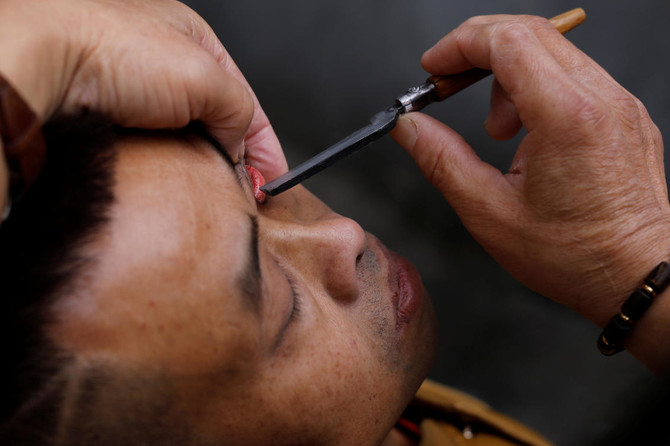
286, 334, 380, 398
130, 307, 260, 375
246, 321, 403, 441
308, 345, 399, 438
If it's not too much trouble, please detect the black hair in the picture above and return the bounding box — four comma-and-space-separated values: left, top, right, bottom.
0, 115, 118, 444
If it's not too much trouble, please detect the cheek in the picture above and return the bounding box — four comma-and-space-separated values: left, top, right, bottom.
54, 267, 263, 378
246, 324, 403, 443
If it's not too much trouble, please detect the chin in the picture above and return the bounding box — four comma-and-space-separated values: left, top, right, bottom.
401, 291, 439, 400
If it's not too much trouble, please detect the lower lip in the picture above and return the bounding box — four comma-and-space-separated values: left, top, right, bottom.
388, 251, 424, 333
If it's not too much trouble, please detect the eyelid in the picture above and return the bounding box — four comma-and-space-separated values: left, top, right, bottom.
285, 273, 302, 323
233, 163, 267, 205
231, 163, 258, 205
234, 163, 253, 188
272, 262, 302, 350
244, 165, 267, 204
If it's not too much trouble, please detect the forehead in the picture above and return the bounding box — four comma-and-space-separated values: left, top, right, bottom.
111, 134, 248, 279
51, 134, 259, 373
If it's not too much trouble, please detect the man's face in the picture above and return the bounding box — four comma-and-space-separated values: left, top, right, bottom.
51, 134, 438, 445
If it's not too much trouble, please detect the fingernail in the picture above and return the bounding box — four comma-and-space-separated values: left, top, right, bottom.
420, 47, 438, 68
394, 115, 419, 149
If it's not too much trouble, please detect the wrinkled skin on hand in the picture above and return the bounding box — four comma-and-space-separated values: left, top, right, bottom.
0, 0, 287, 180
391, 14, 670, 375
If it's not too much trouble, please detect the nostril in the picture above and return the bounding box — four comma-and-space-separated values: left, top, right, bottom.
245, 165, 267, 204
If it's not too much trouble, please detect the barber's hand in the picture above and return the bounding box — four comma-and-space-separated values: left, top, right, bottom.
391, 14, 670, 369
0, 0, 286, 179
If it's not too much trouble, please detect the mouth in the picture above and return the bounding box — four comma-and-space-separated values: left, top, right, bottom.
375, 239, 425, 334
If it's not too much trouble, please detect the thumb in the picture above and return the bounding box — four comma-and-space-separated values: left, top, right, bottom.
390, 113, 515, 222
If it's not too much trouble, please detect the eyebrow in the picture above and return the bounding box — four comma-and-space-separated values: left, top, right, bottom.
194, 128, 253, 193
237, 215, 262, 314
191, 125, 235, 167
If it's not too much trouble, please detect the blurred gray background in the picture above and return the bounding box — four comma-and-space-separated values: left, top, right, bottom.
183, 1, 670, 444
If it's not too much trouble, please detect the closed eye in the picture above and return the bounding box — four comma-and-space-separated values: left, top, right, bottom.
285, 274, 301, 323
273, 263, 303, 351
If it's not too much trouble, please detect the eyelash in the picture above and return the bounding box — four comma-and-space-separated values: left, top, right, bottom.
285, 273, 302, 322
272, 255, 303, 333
237, 163, 254, 187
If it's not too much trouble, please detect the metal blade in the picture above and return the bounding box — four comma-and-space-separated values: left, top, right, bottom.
260, 106, 400, 196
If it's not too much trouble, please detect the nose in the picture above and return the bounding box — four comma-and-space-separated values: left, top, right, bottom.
262, 191, 367, 302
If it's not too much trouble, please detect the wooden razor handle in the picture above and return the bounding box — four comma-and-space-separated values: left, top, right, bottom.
427, 8, 586, 102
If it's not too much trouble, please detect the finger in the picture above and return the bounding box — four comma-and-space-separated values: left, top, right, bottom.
421, 14, 588, 74
243, 111, 288, 181
440, 19, 610, 136
390, 113, 516, 221
72, 35, 255, 165
485, 78, 522, 141
421, 14, 526, 74
422, 14, 623, 122
213, 52, 288, 179
520, 18, 626, 100
180, 7, 288, 179
189, 62, 255, 165
160, 43, 255, 165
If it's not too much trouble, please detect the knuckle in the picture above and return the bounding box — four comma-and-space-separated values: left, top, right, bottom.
632, 96, 648, 116
631, 98, 663, 146
569, 90, 609, 127
184, 53, 213, 83
242, 88, 254, 124
613, 93, 657, 137
522, 15, 554, 32
618, 93, 644, 117
649, 121, 663, 147
493, 20, 533, 42
489, 21, 535, 54
239, 89, 254, 125
487, 21, 534, 67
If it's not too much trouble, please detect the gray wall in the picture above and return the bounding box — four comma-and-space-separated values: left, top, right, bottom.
183, 1, 670, 444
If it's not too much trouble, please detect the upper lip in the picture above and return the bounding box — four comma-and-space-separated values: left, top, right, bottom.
367, 235, 401, 319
